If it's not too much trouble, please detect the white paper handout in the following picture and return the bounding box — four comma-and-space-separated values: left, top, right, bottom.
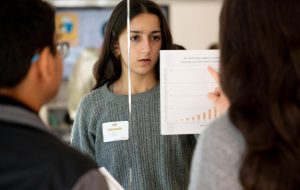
99, 167, 124, 190
160, 50, 220, 135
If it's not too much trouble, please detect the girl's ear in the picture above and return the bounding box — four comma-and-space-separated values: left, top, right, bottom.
114, 40, 119, 49
114, 41, 120, 57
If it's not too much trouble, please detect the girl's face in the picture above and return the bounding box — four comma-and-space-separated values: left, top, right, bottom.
116, 13, 162, 77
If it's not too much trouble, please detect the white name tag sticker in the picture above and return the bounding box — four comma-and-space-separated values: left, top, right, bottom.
102, 121, 129, 142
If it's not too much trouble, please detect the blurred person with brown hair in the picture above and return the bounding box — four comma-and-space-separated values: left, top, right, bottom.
189, 0, 300, 189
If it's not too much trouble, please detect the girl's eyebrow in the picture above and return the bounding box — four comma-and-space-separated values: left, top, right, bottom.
130, 30, 161, 34
152, 31, 162, 34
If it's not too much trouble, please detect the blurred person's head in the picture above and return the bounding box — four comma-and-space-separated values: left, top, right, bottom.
172, 44, 186, 50
93, 0, 173, 89
220, 0, 300, 189
0, 0, 63, 111
207, 43, 219, 50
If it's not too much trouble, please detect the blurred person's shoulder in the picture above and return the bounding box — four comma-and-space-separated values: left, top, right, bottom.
202, 113, 246, 156
0, 120, 108, 190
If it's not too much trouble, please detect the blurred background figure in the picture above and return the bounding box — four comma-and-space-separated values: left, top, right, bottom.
207, 42, 219, 50
67, 48, 98, 121
172, 43, 186, 50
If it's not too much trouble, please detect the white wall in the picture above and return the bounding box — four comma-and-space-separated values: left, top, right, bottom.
168, 0, 223, 49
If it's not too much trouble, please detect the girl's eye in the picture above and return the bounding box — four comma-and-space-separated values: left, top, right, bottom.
130, 35, 139, 41
152, 35, 161, 41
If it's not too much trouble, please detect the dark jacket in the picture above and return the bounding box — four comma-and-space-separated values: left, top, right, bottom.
0, 96, 108, 190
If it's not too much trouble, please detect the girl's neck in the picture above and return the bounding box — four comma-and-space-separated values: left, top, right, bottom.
111, 73, 158, 95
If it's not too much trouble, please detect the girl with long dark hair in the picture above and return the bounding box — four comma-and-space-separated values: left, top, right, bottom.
71, 0, 196, 189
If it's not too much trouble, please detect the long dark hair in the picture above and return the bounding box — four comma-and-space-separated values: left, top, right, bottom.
92, 0, 173, 90
220, 0, 300, 189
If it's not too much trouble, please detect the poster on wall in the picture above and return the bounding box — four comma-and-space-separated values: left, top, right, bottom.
56, 13, 79, 46
55, 8, 113, 79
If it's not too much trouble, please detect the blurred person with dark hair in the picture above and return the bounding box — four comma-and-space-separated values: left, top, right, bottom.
189, 0, 300, 189
207, 43, 219, 50
0, 0, 108, 189
172, 43, 186, 50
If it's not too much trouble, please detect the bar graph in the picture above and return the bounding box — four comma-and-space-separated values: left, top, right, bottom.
177, 107, 218, 124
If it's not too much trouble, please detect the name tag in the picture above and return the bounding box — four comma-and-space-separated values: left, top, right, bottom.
102, 121, 129, 142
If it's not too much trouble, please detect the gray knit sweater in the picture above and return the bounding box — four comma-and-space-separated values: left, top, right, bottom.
71, 83, 196, 190
188, 113, 245, 190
